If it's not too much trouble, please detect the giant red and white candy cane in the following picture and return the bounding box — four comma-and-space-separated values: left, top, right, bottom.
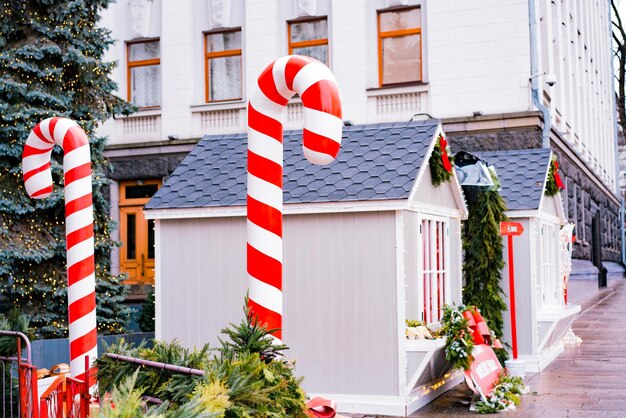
247, 55, 342, 340
22, 117, 97, 384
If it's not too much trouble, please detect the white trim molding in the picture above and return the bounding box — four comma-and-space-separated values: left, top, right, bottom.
145, 199, 410, 219
310, 369, 464, 416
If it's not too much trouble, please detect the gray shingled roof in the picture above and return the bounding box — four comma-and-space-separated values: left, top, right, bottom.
474, 149, 552, 211
146, 120, 440, 210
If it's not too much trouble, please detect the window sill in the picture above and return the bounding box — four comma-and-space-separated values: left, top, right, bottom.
190, 100, 246, 113
366, 82, 429, 97
404, 337, 446, 352
124, 107, 162, 118
536, 304, 581, 321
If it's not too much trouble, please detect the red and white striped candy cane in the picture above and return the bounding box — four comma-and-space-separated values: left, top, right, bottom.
22, 117, 97, 385
247, 55, 342, 340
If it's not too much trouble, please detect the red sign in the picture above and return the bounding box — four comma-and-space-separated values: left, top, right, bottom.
500, 221, 524, 236
465, 344, 503, 397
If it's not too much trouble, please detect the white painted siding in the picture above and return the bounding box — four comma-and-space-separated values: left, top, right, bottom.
283, 212, 399, 396
412, 167, 459, 211
158, 211, 399, 395
500, 217, 537, 356
158, 217, 248, 348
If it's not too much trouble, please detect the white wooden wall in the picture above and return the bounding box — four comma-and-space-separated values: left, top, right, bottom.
501, 217, 538, 356
157, 210, 400, 396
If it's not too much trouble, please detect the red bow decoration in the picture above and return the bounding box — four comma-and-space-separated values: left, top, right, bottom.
307, 397, 336, 418
553, 161, 565, 190
439, 135, 453, 173
462, 309, 503, 349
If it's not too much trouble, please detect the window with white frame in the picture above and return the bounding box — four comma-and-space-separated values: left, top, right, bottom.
418, 217, 450, 324
538, 222, 561, 310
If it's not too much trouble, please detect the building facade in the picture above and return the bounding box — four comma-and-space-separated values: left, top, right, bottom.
97, 0, 622, 295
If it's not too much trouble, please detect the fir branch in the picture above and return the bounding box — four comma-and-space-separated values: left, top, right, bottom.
440, 304, 475, 371
545, 158, 562, 197
428, 135, 455, 187
462, 170, 509, 363
475, 372, 526, 414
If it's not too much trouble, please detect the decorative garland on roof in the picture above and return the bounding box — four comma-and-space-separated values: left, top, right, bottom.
545, 157, 565, 196
429, 134, 455, 187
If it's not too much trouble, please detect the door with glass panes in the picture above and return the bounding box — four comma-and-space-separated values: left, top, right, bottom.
119, 180, 160, 285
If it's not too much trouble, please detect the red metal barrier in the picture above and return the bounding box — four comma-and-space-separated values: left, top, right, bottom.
37, 361, 90, 417
0, 332, 91, 418
17, 363, 38, 418
0, 332, 39, 418
15, 334, 38, 418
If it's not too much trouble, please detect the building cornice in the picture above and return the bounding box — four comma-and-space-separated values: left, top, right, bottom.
104, 138, 200, 158
443, 111, 543, 134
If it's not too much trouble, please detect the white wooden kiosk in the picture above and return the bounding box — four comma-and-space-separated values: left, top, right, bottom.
477, 149, 581, 373
144, 120, 468, 416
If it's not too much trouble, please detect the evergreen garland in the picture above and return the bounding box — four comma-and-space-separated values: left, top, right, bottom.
98, 370, 223, 418
462, 170, 509, 364
96, 298, 308, 417
475, 372, 525, 414
429, 135, 455, 187
0, 0, 134, 338
545, 158, 563, 197
440, 304, 475, 371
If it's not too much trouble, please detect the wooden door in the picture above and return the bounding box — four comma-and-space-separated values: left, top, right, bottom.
119, 179, 160, 285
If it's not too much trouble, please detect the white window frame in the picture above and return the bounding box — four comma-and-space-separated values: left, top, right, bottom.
538, 221, 561, 310
416, 214, 451, 324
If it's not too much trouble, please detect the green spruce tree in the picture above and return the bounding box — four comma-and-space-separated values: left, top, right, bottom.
462, 172, 509, 363
0, 1, 134, 338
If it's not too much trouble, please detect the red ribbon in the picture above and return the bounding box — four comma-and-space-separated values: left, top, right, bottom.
307, 397, 336, 418
553, 161, 565, 189
439, 135, 453, 173
463, 308, 502, 349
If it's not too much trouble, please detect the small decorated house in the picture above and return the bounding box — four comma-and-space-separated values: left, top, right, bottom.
476, 149, 581, 373
144, 120, 468, 416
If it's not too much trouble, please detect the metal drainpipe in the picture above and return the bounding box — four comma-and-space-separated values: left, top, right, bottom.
529, 0, 551, 149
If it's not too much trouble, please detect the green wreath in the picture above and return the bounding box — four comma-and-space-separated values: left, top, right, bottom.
545, 158, 564, 197
429, 134, 455, 187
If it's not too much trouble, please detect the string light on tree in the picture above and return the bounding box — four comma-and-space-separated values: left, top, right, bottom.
0, 0, 134, 338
